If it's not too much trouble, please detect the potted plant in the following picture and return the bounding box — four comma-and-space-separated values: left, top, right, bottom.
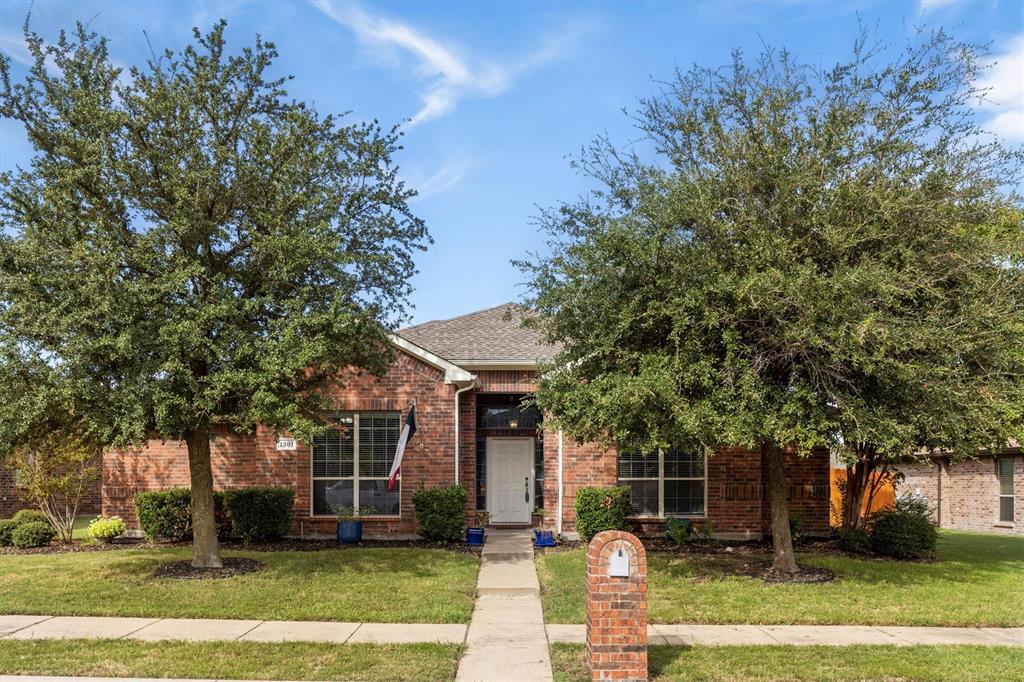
334, 505, 376, 545
466, 511, 487, 545
532, 507, 556, 547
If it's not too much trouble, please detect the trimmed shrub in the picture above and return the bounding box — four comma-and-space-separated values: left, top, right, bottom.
412, 484, 468, 542
574, 486, 631, 542
837, 526, 872, 554
11, 509, 49, 527
88, 516, 126, 542
870, 510, 937, 560
0, 519, 18, 546
225, 486, 294, 543
894, 492, 932, 517
11, 520, 57, 548
135, 487, 193, 541
134, 488, 229, 541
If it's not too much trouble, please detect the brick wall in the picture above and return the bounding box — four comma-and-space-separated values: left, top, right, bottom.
0, 462, 23, 518
900, 454, 1022, 536
104, 349, 460, 536
474, 370, 537, 393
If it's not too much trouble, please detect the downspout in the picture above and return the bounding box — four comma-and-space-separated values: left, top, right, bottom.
557, 429, 564, 536
454, 382, 475, 484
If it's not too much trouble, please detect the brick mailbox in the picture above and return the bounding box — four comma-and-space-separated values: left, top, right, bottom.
586, 530, 648, 682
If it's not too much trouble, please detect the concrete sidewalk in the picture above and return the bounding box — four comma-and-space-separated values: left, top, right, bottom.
455, 530, 553, 682
545, 623, 1024, 647
0, 615, 465, 644
2, 614, 1021, 649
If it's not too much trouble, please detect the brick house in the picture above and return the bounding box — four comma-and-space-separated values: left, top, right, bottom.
103, 303, 831, 540
899, 446, 1022, 537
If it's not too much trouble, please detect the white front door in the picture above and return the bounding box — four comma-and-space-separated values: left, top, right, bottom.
487, 438, 533, 523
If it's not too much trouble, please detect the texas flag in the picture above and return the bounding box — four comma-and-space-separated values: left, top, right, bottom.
387, 403, 417, 491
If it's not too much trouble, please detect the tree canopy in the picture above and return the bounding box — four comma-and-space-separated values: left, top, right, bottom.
0, 21, 430, 565
518, 28, 1023, 572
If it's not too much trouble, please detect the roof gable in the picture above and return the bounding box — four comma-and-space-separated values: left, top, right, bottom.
397, 303, 557, 366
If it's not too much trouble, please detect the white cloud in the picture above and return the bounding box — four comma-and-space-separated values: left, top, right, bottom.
975, 34, 1024, 141
310, 0, 586, 126
406, 157, 473, 200
918, 0, 958, 10
1, 32, 38, 68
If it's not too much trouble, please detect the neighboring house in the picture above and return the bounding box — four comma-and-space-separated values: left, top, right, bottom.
1, 458, 102, 518
103, 303, 831, 540
899, 446, 1022, 537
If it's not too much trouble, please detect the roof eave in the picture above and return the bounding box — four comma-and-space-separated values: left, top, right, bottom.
389, 333, 476, 385
449, 359, 544, 370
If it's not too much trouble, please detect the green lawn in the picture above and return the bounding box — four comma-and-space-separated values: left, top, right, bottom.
0, 547, 479, 623
0, 639, 460, 681
538, 531, 1024, 626
72, 514, 98, 540
551, 644, 1024, 682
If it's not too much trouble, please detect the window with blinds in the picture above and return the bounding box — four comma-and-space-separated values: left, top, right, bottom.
998, 457, 1015, 524
312, 412, 401, 516
617, 447, 705, 517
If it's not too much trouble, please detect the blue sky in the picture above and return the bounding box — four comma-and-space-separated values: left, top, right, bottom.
2, 0, 1021, 325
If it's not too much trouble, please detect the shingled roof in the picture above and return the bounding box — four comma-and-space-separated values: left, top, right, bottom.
397, 303, 557, 365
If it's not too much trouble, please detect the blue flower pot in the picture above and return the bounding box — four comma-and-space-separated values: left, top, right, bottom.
466, 527, 485, 545
533, 529, 556, 547
337, 520, 363, 544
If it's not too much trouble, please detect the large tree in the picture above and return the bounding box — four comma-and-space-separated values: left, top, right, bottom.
0, 21, 429, 567
518, 29, 1023, 574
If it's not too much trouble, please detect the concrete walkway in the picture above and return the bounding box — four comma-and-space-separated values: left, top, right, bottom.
3, 613, 1021, 649
545, 623, 1024, 647
0, 615, 465, 644
455, 529, 553, 682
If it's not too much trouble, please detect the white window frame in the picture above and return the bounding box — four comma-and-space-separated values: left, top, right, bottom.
997, 457, 1015, 525
310, 411, 401, 518
617, 449, 707, 518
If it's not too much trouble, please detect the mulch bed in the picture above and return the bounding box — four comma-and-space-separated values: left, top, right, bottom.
153, 556, 265, 579
221, 538, 483, 556
1, 537, 483, 556
0, 538, 152, 556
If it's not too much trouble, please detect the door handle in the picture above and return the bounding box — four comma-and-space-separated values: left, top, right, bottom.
525, 476, 529, 503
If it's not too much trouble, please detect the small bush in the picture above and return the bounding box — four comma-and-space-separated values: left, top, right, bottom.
575, 486, 631, 542
894, 492, 932, 517
837, 526, 872, 554
11, 509, 49, 527
412, 484, 468, 542
225, 486, 294, 543
88, 516, 126, 542
134, 488, 229, 541
0, 519, 18, 546
870, 510, 937, 560
135, 487, 193, 541
665, 517, 694, 545
11, 520, 57, 548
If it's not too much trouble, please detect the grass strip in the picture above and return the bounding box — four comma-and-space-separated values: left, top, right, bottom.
0, 638, 462, 681
551, 643, 1024, 682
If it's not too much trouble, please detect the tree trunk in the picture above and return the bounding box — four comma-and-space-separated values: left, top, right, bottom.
842, 446, 877, 529
186, 416, 222, 568
764, 443, 798, 575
